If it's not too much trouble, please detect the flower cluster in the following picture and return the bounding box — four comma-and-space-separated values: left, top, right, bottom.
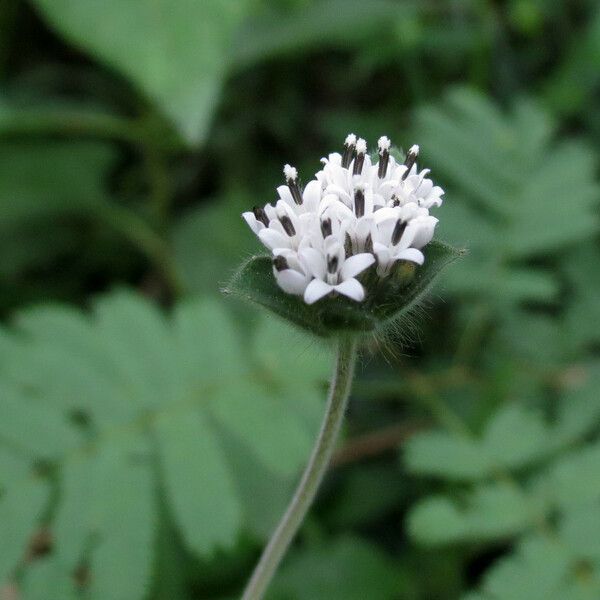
243, 135, 444, 305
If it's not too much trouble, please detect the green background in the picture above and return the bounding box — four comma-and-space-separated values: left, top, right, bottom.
1, 1, 600, 598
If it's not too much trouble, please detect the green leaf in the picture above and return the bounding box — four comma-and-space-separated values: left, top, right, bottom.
224, 241, 463, 337
543, 441, 600, 510
269, 535, 405, 600
474, 536, 574, 600
155, 408, 242, 556
86, 436, 156, 600
0, 291, 330, 596
0, 478, 48, 584
0, 140, 114, 226
495, 311, 577, 368
483, 404, 551, 471
415, 88, 600, 308
172, 195, 258, 296
553, 365, 600, 447
32, 0, 249, 145
468, 534, 600, 600
407, 373, 600, 594
0, 140, 116, 280
408, 483, 536, 546
232, 0, 400, 69
559, 505, 600, 564
405, 431, 490, 481
19, 556, 77, 600
543, 6, 600, 117
563, 242, 600, 349
0, 382, 82, 459
405, 403, 552, 482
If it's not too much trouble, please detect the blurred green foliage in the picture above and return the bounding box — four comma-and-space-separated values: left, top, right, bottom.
1, 0, 600, 599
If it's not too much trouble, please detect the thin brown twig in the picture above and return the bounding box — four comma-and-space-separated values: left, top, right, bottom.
332, 421, 425, 467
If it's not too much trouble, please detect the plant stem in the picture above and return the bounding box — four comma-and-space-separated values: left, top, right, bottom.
242, 336, 359, 600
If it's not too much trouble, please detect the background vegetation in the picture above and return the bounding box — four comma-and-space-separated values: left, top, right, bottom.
1, 1, 600, 598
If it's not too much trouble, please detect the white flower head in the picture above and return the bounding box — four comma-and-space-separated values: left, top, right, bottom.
242, 135, 444, 304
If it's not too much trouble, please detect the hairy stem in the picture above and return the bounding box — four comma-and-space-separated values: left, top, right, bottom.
242, 336, 359, 600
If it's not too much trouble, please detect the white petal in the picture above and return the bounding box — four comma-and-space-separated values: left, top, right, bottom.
277, 185, 294, 206
373, 206, 400, 224
258, 228, 290, 251
375, 217, 397, 245
269, 219, 286, 236
373, 242, 390, 262
298, 212, 317, 234
363, 189, 374, 215
276, 249, 303, 272
340, 253, 375, 279
372, 193, 387, 209
324, 184, 352, 206
299, 247, 327, 280
326, 152, 343, 165
264, 204, 277, 220
417, 178, 433, 196
378, 180, 399, 195
410, 217, 438, 249
274, 269, 309, 295
334, 278, 365, 302
394, 248, 425, 265
355, 217, 375, 242
331, 166, 350, 189
304, 279, 333, 304
302, 179, 322, 212
275, 199, 297, 220
242, 212, 262, 235
395, 222, 418, 250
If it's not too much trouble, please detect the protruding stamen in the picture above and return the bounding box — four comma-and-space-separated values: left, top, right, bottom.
320, 217, 332, 238
342, 133, 357, 169
354, 185, 365, 218
391, 195, 401, 207
402, 144, 419, 180
283, 164, 297, 181
391, 219, 407, 245
353, 138, 367, 175
327, 254, 339, 274
377, 136, 391, 179
364, 233, 373, 254
279, 215, 296, 237
284, 164, 303, 205
252, 206, 269, 227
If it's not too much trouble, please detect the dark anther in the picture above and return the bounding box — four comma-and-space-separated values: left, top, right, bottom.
391, 219, 407, 245
252, 206, 269, 227
342, 134, 357, 169
377, 137, 391, 179
345, 232, 354, 257
364, 233, 373, 254
327, 255, 339, 274
354, 187, 365, 218
284, 165, 304, 205
279, 215, 296, 237
288, 180, 303, 205
273, 255, 289, 271
402, 144, 419, 180
321, 217, 332, 238
353, 141, 366, 175
391, 195, 401, 207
